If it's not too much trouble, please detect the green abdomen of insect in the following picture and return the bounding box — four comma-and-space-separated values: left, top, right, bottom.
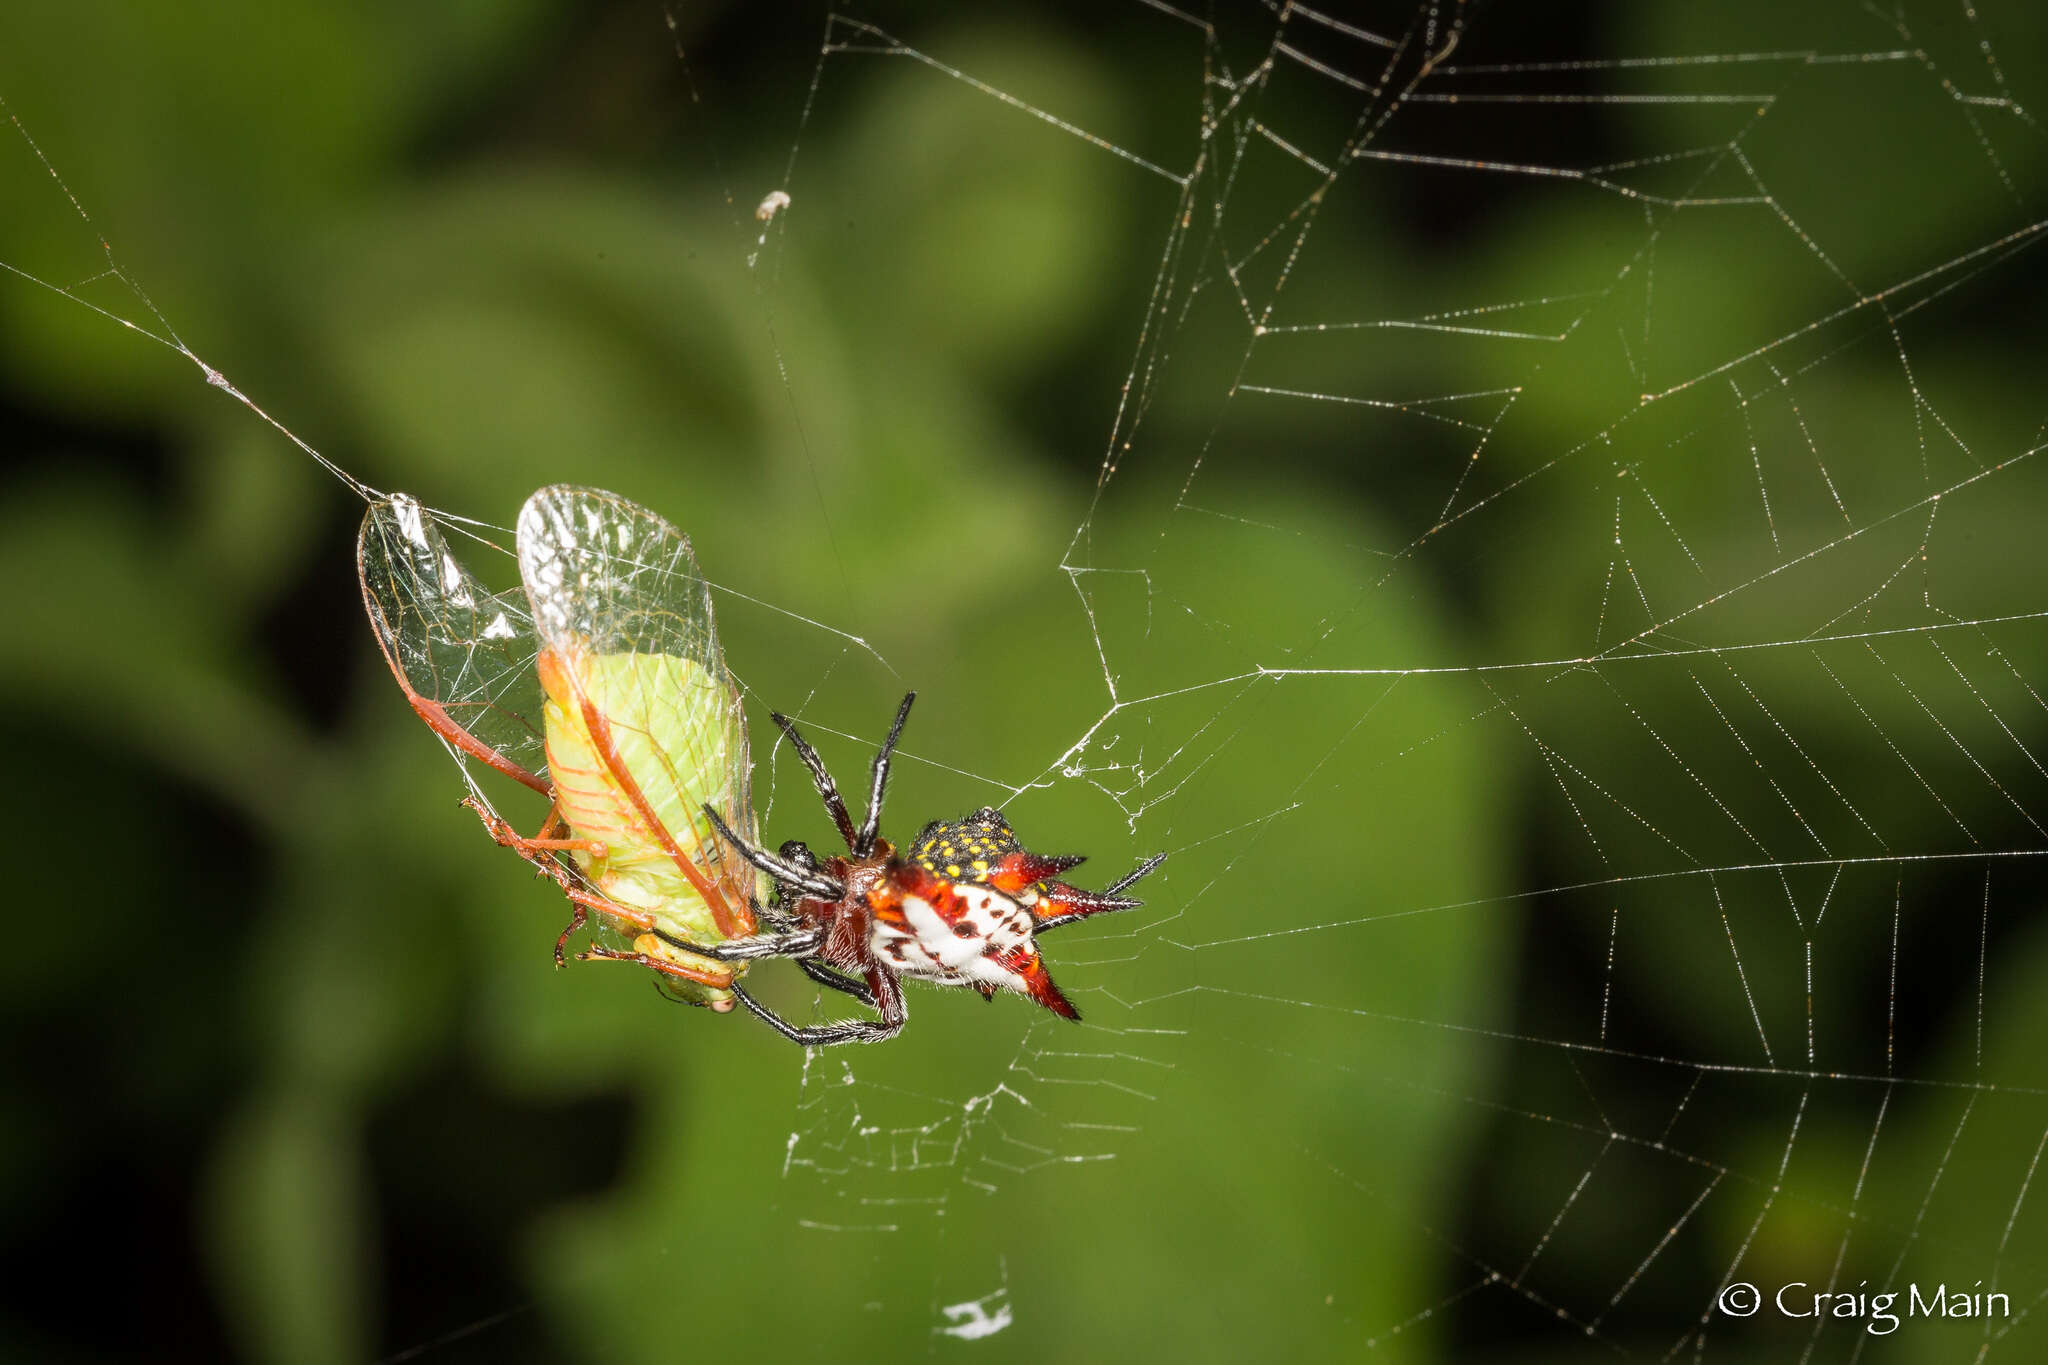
538, 646, 765, 990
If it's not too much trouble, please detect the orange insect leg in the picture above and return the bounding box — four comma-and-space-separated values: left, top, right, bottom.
579, 939, 736, 995
464, 796, 607, 860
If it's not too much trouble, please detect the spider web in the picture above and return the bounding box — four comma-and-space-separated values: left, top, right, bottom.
7, 1, 2048, 1360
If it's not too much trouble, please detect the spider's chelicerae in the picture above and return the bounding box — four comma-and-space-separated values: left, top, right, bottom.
677, 694, 1164, 1046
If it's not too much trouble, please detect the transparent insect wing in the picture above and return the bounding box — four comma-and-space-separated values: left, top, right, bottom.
515, 485, 761, 916
517, 486, 724, 664
357, 494, 550, 791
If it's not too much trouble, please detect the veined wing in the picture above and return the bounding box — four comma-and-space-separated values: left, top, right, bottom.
358, 494, 549, 794
516, 485, 760, 940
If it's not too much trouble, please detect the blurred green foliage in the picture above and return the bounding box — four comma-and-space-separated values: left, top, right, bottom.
4, 2, 2048, 1363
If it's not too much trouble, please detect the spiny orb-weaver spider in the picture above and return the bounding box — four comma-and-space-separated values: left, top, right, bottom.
358, 485, 1160, 1047
697, 693, 1167, 1045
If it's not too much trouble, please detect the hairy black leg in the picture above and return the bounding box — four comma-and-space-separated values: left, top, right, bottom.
703, 805, 844, 900
855, 692, 916, 857
770, 711, 858, 849
800, 959, 877, 1006
649, 924, 826, 962
729, 978, 905, 1047
751, 896, 799, 934
1102, 851, 1168, 897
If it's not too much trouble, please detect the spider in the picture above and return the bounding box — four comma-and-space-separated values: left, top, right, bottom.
666, 693, 1166, 1046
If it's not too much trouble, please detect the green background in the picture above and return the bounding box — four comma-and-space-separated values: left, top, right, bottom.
4, 2, 2047, 1361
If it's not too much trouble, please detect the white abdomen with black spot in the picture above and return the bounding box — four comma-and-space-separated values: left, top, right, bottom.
871, 884, 1037, 994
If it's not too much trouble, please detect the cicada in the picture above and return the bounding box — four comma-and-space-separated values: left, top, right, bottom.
357, 485, 764, 1008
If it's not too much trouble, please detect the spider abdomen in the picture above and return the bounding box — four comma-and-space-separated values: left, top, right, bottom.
868, 866, 1079, 1019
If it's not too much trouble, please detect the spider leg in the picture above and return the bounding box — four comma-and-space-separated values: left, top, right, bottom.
1101, 851, 1168, 898
702, 806, 845, 900
855, 692, 916, 857
800, 959, 877, 1007
752, 897, 800, 933
729, 970, 905, 1047
770, 711, 858, 849
647, 925, 826, 962
648, 915, 875, 1003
